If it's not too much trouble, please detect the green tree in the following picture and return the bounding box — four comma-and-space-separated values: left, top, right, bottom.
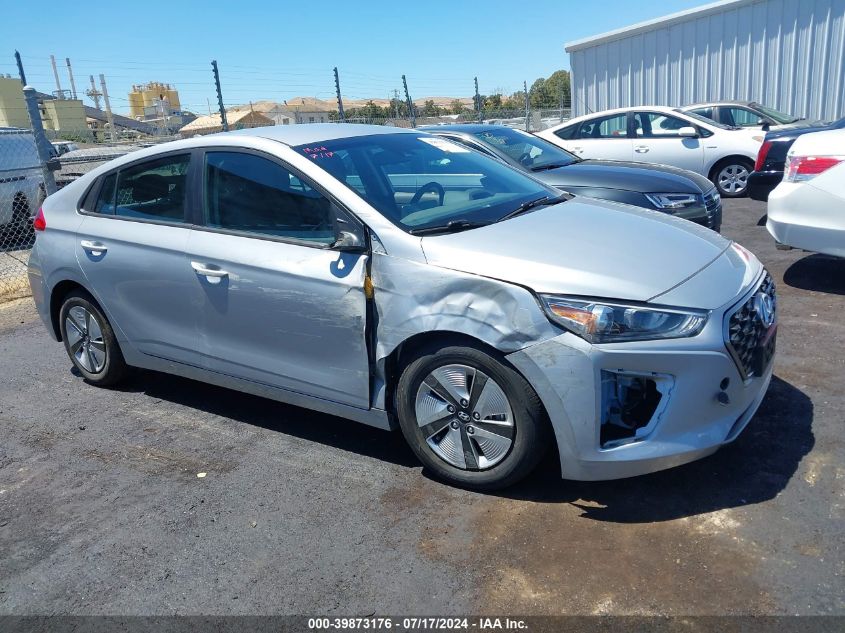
422, 100, 440, 117
450, 99, 464, 115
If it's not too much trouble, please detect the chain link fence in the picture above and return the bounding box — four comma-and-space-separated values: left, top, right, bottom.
0, 128, 43, 300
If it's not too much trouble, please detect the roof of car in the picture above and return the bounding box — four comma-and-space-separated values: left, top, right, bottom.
227, 122, 418, 146
553, 105, 688, 128
682, 101, 757, 109
418, 124, 503, 134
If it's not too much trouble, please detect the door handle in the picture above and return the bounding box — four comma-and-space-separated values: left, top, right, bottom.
191, 261, 229, 283
80, 240, 107, 255
634, 146, 650, 153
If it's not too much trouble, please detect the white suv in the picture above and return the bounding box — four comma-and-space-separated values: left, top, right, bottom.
536, 106, 764, 197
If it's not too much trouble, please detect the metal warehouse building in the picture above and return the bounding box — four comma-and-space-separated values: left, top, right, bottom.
566, 0, 845, 120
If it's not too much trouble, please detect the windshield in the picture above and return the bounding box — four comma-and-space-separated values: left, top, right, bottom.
469, 127, 579, 170
675, 109, 735, 130
294, 133, 554, 233
754, 104, 798, 124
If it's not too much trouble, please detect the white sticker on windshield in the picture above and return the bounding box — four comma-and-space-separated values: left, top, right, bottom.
418, 137, 470, 153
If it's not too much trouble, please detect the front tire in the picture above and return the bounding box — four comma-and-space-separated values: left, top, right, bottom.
395, 343, 549, 490
59, 291, 128, 387
712, 158, 753, 198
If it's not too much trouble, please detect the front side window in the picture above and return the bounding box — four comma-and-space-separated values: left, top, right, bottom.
112, 154, 190, 222
203, 151, 335, 244
576, 114, 628, 139
632, 112, 692, 137
469, 127, 579, 171
294, 134, 555, 233
724, 107, 766, 127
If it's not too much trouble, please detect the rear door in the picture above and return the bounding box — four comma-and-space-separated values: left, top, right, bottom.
75, 152, 203, 364
186, 149, 371, 408
630, 111, 705, 174
565, 112, 632, 161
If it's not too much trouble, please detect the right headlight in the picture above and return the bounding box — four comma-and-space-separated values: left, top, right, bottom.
539, 295, 709, 343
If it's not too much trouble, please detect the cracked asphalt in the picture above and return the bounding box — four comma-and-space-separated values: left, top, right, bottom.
0, 198, 843, 615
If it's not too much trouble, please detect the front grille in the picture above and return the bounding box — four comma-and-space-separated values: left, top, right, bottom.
726, 273, 777, 379
703, 189, 722, 229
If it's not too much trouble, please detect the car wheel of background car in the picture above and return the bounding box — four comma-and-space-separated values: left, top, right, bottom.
59, 290, 128, 387
395, 343, 549, 490
712, 158, 754, 198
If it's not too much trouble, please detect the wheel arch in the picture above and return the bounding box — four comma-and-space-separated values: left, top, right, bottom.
707, 154, 755, 181
49, 279, 92, 341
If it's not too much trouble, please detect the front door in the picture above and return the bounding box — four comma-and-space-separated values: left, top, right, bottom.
186, 149, 371, 408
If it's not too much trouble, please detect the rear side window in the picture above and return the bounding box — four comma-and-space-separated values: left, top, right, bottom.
114, 154, 190, 222
203, 151, 335, 244
576, 114, 628, 139
689, 107, 713, 120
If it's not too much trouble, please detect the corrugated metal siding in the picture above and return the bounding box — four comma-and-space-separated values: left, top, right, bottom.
569, 0, 845, 120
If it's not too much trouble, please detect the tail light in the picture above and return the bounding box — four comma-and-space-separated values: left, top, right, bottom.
33, 207, 47, 231
784, 155, 845, 182
754, 140, 772, 172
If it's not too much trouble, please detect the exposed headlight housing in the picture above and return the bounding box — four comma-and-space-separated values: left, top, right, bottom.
539, 296, 709, 343
644, 193, 701, 210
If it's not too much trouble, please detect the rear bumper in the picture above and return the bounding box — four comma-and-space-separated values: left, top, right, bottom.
748, 171, 782, 201
767, 181, 845, 258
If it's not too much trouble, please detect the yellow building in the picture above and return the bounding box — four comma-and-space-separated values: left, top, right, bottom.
0, 76, 30, 128
129, 82, 181, 118
41, 98, 87, 134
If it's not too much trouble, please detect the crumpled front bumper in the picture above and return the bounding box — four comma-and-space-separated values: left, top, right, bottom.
506, 288, 774, 481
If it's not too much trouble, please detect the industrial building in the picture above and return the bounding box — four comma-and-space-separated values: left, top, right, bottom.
566, 0, 845, 120
128, 82, 182, 119
0, 75, 88, 138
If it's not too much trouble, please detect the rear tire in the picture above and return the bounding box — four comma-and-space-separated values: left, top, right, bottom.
395, 343, 549, 490
59, 291, 128, 387
712, 158, 753, 198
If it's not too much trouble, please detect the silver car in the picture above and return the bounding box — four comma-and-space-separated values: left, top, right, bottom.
28, 124, 776, 489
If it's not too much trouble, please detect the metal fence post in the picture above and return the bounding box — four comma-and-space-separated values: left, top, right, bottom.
22, 86, 57, 195
402, 75, 416, 128
523, 81, 530, 131
474, 77, 482, 122
559, 81, 565, 123
212, 60, 228, 132
334, 67, 346, 123
99, 74, 116, 142
15, 50, 26, 85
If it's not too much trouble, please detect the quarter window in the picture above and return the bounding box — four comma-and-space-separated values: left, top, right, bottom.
576, 114, 628, 139
203, 151, 335, 243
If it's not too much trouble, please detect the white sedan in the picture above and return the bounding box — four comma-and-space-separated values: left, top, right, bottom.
767, 128, 845, 257
536, 106, 764, 197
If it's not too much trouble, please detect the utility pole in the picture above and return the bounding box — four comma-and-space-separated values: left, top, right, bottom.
14, 50, 26, 85
474, 76, 482, 122
50, 55, 63, 98
393, 89, 400, 120
86, 75, 102, 110
211, 60, 228, 132
402, 74, 415, 128
99, 74, 116, 142
65, 58, 78, 100
523, 80, 530, 132
333, 67, 346, 123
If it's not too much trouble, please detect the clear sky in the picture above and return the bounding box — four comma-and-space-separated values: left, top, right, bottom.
1, 0, 707, 115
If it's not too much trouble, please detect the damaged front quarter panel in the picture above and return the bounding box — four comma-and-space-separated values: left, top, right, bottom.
369, 251, 561, 412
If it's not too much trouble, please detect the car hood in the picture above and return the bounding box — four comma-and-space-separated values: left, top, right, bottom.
420, 197, 735, 305
535, 159, 713, 193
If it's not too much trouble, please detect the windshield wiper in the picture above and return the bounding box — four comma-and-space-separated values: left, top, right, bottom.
498, 194, 569, 222
409, 219, 489, 236
530, 163, 570, 172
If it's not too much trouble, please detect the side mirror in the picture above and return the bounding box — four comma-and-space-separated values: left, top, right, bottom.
331, 229, 366, 253
678, 126, 699, 138
760, 120, 771, 131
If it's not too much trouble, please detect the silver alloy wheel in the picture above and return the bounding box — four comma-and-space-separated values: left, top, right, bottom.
414, 363, 514, 470
65, 306, 107, 374
717, 164, 750, 194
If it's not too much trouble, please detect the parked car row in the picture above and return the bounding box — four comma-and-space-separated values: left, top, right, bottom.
29, 123, 777, 490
